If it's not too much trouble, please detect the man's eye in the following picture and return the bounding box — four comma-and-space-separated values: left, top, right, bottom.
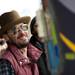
22, 26, 28, 31
13, 30, 17, 34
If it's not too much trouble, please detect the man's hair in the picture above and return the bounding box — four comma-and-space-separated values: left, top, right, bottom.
30, 17, 36, 34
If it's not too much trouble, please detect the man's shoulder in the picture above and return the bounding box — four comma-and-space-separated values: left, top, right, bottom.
1, 49, 15, 65
0, 58, 13, 70
0, 59, 15, 75
2, 50, 12, 58
0, 58, 11, 64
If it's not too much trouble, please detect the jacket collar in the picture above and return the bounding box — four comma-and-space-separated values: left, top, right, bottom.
8, 44, 31, 66
8, 43, 42, 66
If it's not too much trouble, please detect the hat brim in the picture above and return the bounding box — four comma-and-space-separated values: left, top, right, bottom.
0, 16, 31, 35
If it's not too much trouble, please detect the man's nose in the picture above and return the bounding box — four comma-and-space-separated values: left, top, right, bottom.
19, 29, 28, 37
19, 29, 25, 34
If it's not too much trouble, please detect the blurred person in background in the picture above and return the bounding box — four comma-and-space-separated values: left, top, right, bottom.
30, 16, 51, 75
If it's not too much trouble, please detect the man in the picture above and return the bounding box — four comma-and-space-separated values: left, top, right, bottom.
30, 17, 51, 75
0, 10, 42, 75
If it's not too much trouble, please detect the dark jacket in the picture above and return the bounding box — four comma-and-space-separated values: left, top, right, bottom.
30, 36, 50, 75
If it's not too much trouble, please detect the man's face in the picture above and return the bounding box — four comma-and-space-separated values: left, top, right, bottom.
7, 23, 29, 48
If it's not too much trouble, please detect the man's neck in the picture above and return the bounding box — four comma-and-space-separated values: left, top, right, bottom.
20, 47, 28, 58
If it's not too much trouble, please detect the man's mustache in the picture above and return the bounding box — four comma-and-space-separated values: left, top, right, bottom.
17, 32, 28, 39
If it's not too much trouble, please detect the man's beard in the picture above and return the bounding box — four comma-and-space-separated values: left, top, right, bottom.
16, 42, 29, 49
10, 38, 29, 49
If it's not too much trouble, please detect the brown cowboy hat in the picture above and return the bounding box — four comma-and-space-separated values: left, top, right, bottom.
0, 10, 31, 35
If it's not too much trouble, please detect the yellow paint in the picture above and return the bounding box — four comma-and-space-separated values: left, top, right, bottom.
59, 32, 75, 52
65, 53, 75, 60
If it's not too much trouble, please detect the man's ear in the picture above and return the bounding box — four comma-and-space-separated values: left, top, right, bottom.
2, 34, 9, 41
